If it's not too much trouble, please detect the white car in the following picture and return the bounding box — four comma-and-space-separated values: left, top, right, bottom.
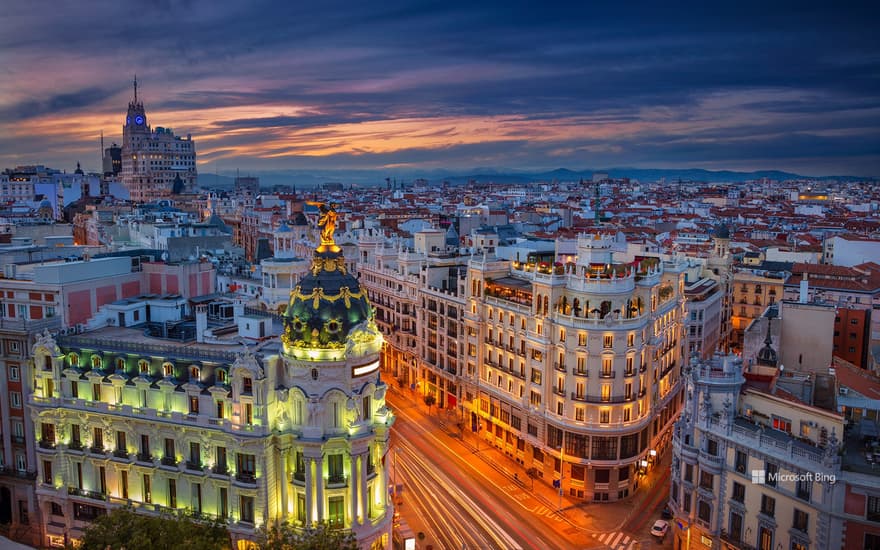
651, 519, 669, 538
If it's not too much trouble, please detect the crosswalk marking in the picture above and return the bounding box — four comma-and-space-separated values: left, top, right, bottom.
592, 531, 635, 549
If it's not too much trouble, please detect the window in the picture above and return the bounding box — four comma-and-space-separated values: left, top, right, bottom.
697, 500, 711, 522
772, 416, 791, 433
328, 454, 344, 483
121, 471, 128, 499
578, 332, 586, 346
51, 502, 63, 517
793, 508, 808, 532
603, 335, 613, 348
164, 438, 175, 461
237, 453, 256, 481
683, 492, 691, 513
188, 395, 199, 414
168, 479, 177, 508
189, 366, 199, 381
623, 407, 631, 422
216, 400, 225, 419
42, 460, 52, 485
240, 495, 254, 523
328, 496, 344, 527
729, 512, 743, 542
217, 369, 226, 383
10, 392, 21, 408
575, 407, 585, 422
765, 462, 778, 487
143, 474, 152, 503
41, 423, 55, 445
868, 496, 880, 523
556, 401, 564, 416
189, 442, 200, 467
71, 425, 81, 448
796, 478, 811, 501
163, 362, 173, 377
93, 427, 103, 451
600, 410, 610, 424
138, 360, 149, 375
244, 403, 253, 425
216, 446, 227, 474
735, 450, 747, 473
219, 488, 228, 519
242, 377, 253, 394
684, 464, 693, 482
866, 534, 880, 550
732, 481, 745, 502
9, 365, 19, 381
700, 471, 713, 490
115, 431, 126, 454
761, 494, 775, 517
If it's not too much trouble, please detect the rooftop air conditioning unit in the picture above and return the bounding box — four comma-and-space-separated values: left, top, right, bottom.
840, 387, 849, 396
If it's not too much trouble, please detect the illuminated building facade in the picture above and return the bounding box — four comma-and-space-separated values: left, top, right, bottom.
120, 79, 197, 202
360, 230, 685, 501
669, 354, 843, 550
28, 204, 393, 549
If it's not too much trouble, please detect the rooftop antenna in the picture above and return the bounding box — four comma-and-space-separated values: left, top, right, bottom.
133, 74, 138, 103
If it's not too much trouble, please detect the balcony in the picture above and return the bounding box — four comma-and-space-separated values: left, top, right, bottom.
160, 457, 178, 467
185, 461, 204, 472
89, 446, 107, 455
68, 487, 107, 501
211, 464, 229, 476
326, 474, 347, 487
572, 368, 588, 376
292, 470, 305, 483
68, 441, 84, 452
235, 472, 256, 485
571, 392, 587, 402
136, 453, 152, 464
598, 371, 615, 379
112, 449, 129, 459
39, 439, 56, 450
552, 386, 566, 396
554, 362, 566, 372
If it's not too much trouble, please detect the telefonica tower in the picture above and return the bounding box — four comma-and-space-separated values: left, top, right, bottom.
120, 78, 198, 202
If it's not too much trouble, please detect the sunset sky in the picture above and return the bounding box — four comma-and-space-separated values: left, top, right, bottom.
2, 1, 878, 177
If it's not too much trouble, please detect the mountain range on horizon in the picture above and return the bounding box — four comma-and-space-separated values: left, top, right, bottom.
198, 166, 875, 190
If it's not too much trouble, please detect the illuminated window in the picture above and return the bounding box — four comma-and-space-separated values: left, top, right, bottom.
600, 410, 610, 424
627, 333, 635, 347
603, 335, 613, 349
189, 366, 199, 381
163, 363, 173, 377
69, 354, 79, 367
91, 355, 101, 368
138, 360, 149, 375
601, 385, 611, 402
115, 358, 125, 372
216, 369, 226, 383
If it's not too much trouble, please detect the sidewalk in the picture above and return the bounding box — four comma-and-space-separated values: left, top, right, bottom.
388, 381, 671, 536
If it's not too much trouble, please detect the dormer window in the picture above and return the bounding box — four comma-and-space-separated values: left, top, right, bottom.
189, 366, 200, 382
138, 360, 150, 375
91, 355, 102, 369
216, 370, 227, 384
116, 358, 125, 372
163, 363, 174, 377
69, 353, 79, 367
242, 377, 253, 395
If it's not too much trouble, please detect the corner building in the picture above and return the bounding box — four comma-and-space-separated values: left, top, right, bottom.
362, 231, 685, 502
29, 234, 393, 548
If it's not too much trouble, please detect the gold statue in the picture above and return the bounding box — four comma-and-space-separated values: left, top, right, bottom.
306, 201, 339, 252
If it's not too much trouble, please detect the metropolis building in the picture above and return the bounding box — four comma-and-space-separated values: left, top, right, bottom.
120, 79, 198, 202
28, 208, 393, 548
360, 230, 686, 501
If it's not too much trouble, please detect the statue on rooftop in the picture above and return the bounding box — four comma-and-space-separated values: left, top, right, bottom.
306, 201, 339, 250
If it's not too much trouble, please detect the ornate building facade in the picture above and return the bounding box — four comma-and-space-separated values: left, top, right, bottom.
28, 204, 393, 548
360, 230, 686, 502
120, 79, 197, 202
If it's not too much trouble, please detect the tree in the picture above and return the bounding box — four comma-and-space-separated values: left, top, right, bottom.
423, 394, 436, 412
73, 508, 230, 550
257, 521, 358, 550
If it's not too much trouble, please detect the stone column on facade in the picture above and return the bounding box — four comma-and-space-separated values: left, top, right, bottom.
280, 448, 289, 520
359, 451, 368, 524
304, 457, 314, 524
315, 456, 324, 522
350, 453, 359, 525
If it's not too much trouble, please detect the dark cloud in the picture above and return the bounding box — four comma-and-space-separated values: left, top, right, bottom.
1, 1, 878, 176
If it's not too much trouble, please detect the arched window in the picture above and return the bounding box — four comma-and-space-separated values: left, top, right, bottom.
69, 353, 79, 367
189, 366, 200, 381
216, 369, 227, 384
163, 362, 174, 377
116, 358, 125, 372
91, 355, 102, 368
138, 360, 150, 375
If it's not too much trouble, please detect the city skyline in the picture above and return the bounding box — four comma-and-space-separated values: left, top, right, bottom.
2, 1, 879, 177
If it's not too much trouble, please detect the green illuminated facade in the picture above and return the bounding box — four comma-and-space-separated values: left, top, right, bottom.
29, 232, 393, 548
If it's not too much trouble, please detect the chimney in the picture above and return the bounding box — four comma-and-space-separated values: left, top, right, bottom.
196, 304, 208, 343
799, 275, 809, 304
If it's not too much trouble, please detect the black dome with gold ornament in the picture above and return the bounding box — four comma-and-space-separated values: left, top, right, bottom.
281, 202, 373, 352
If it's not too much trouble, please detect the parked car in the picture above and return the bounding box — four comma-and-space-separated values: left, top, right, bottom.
651, 519, 669, 538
